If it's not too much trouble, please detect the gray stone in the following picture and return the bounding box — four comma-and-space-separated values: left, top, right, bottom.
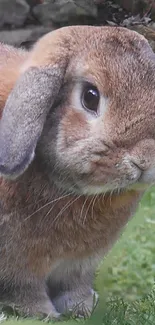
116, 0, 151, 14
116, 0, 155, 20
0, 26, 52, 48
33, 0, 97, 25
0, 0, 30, 28
26, 0, 43, 7
94, 0, 105, 3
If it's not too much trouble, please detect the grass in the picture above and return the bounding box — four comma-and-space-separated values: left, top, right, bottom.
1, 187, 155, 325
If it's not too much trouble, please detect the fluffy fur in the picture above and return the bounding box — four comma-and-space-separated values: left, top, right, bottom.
0, 26, 155, 318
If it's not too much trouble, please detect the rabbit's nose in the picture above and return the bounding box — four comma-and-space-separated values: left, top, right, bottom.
129, 157, 155, 184
126, 159, 143, 182
129, 159, 146, 173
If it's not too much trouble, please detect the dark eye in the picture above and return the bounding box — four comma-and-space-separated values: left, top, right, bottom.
81, 83, 100, 114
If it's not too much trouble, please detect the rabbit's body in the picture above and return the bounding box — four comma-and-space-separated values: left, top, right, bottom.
0, 160, 142, 316
0, 26, 155, 318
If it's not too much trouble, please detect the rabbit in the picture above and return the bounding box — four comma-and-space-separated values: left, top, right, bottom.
0, 25, 155, 319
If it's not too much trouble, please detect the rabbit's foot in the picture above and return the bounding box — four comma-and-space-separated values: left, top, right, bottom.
12, 298, 60, 320
1, 285, 61, 320
68, 289, 99, 318
53, 288, 98, 318
33, 299, 61, 320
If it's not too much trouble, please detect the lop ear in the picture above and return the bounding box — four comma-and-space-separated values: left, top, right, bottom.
0, 64, 66, 178
0, 24, 77, 179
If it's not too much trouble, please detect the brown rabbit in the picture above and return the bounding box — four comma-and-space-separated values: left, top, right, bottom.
0, 26, 155, 319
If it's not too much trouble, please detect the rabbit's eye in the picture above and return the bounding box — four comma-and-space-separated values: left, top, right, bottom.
81, 84, 100, 114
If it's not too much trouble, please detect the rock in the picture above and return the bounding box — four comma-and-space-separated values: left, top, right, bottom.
33, 0, 97, 25
26, 0, 43, 7
116, 0, 154, 15
129, 24, 155, 52
116, 0, 137, 13
115, 0, 155, 21
0, 26, 52, 48
0, 0, 30, 28
94, 0, 105, 3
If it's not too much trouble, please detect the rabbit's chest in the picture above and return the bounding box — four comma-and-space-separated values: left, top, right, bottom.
9, 190, 141, 278
49, 190, 141, 258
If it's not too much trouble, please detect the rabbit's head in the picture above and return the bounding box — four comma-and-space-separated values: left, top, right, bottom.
0, 26, 155, 195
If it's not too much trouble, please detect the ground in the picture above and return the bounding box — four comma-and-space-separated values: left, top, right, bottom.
0, 186, 155, 325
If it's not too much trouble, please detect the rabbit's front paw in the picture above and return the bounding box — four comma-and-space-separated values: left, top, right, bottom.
53, 288, 98, 318
38, 299, 61, 320
70, 290, 98, 318
11, 293, 61, 320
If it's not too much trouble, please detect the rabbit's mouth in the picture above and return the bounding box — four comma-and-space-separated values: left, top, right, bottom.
73, 180, 147, 196
58, 157, 155, 196
53, 129, 155, 196
70, 177, 152, 196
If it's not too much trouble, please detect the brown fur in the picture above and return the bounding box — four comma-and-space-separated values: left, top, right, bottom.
0, 44, 27, 112
0, 26, 154, 318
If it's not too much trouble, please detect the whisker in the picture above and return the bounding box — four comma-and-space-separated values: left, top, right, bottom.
101, 191, 106, 203
33, 184, 47, 204
82, 195, 95, 225
37, 182, 80, 230
91, 194, 98, 219
24, 193, 71, 222
51, 195, 81, 227
109, 188, 115, 206
79, 196, 89, 223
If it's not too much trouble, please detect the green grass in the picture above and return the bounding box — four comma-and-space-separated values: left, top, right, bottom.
1, 187, 155, 325
97, 187, 155, 301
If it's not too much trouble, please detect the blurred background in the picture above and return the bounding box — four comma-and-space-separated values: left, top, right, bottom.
1, 0, 155, 51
